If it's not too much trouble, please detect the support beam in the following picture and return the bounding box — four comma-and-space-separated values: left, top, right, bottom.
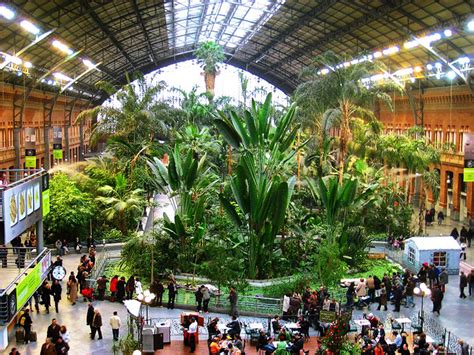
247, 0, 339, 64
64, 97, 78, 162
271, 0, 412, 71
80, 0, 138, 70
131, 0, 158, 64
43, 94, 60, 170
12, 92, 23, 169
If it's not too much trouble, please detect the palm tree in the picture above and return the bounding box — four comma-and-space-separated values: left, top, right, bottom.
194, 41, 225, 95
96, 173, 145, 234
76, 73, 168, 144
295, 51, 396, 183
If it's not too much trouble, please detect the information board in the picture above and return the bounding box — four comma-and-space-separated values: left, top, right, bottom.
319, 310, 336, 323
16, 261, 42, 312
464, 133, 474, 182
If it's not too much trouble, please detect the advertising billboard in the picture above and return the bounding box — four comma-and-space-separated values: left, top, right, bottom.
16, 261, 42, 312
1, 176, 43, 245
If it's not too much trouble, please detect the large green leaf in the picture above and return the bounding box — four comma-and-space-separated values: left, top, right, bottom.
214, 117, 241, 148
219, 194, 242, 227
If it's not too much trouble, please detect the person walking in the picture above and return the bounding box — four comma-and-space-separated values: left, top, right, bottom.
229, 286, 238, 316
156, 280, 164, 307
187, 317, 198, 353
20, 309, 33, 344
110, 311, 121, 341
125, 276, 135, 300
439, 268, 449, 293
202, 285, 211, 313
437, 211, 444, 225
59, 326, 70, 343
377, 283, 387, 311
460, 272, 468, 299
91, 309, 103, 340
468, 270, 474, 297
40, 338, 57, 355
431, 285, 444, 315
167, 281, 177, 309
86, 303, 94, 335
116, 277, 126, 303
41, 281, 52, 314
67, 275, 78, 305
46, 319, 61, 343
55, 337, 70, 354
51, 280, 62, 313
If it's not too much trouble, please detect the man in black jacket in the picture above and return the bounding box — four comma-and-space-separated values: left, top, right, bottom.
46, 318, 61, 343
51, 280, 62, 313
431, 285, 444, 315
21, 309, 33, 344
226, 315, 241, 337
167, 281, 177, 309
86, 303, 95, 335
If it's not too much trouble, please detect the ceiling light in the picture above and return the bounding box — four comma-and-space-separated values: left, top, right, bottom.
404, 40, 418, 49
53, 72, 72, 81
321, 68, 329, 75
468, 19, 474, 31
446, 71, 456, 80
382, 46, 399, 56
4, 54, 22, 65
444, 29, 452, 37
52, 40, 73, 55
47, 80, 53, 85
458, 56, 470, 65
20, 20, 40, 35
435, 62, 442, 69
24, 61, 32, 68
426, 64, 433, 70
414, 66, 422, 73
373, 51, 382, 58
343, 62, 350, 67
82, 59, 95, 68
0, 5, 15, 20
394, 68, 413, 76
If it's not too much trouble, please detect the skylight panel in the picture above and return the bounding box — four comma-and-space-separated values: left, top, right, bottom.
165, 0, 286, 50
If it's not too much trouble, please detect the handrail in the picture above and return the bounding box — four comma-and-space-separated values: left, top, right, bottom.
0, 248, 50, 297
0, 168, 45, 188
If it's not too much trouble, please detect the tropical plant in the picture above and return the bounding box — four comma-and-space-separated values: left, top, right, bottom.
147, 145, 218, 272
194, 41, 225, 94
76, 73, 168, 144
95, 173, 145, 234
295, 51, 396, 182
44, 173, 95, 243
215, 93, 300, 278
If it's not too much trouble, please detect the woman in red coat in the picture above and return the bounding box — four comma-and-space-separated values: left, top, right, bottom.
109, 275, 119, 301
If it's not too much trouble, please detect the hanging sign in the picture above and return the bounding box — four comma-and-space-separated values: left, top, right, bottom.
25, 149, 36, 169
464, 133, 474, 182
42, 174, 50, 217
53, 143, 63, 160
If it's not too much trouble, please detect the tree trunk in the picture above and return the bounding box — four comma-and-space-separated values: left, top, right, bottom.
338, 101, 351, 184
204, 72, 216, 95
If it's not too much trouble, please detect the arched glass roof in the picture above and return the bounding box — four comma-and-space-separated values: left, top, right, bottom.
1, 0, 473, 102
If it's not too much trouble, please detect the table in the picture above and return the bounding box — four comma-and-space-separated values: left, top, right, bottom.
354, 319, 371, 327
394, 317, 412, 332
249, 322, 264, 330
284, 322, 300, 330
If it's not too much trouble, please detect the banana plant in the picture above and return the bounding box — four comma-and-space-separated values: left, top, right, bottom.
215, 93, 300, 278
147, 144, 217, 272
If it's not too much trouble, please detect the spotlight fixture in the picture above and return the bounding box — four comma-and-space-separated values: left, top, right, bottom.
53, 72, 72, 81
52, 40, 73, 55
24, 61, 32, 68
426, 64, 433, 70
468, 19, 474, 32
20, 20, 40, 35
444, 29, 453, 37
0, 5, 15, 20
82, 59, 96, 68
446, 71, 456, 80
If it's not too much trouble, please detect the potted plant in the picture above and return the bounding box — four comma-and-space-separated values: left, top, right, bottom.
194, 41, 225, 95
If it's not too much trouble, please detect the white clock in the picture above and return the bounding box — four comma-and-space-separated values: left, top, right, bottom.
52, 265, 66, 280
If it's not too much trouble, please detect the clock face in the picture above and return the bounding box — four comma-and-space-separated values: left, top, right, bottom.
52, 266, 66, 280
9, 294, 17, 318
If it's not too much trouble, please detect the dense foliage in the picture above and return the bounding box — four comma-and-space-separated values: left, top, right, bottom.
48, 52, 442, 286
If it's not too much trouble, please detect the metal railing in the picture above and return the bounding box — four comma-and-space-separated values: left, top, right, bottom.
0, 247, 38, 270
0, 169, 45, 188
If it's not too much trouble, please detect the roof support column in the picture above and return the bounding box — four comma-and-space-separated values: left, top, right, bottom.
43, 94, 59, 170
12, 91, 24, 170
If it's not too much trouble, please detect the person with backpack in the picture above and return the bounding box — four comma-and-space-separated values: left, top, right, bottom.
19, 309, 33, 344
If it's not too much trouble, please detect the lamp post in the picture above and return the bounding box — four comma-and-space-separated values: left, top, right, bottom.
413, 282, 431, 332
137, 289, 156, 325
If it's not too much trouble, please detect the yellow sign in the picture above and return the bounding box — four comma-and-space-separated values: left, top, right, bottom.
464, 168, 474, 182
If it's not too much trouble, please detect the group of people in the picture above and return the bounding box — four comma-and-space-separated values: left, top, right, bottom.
451, 226, 473, 261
